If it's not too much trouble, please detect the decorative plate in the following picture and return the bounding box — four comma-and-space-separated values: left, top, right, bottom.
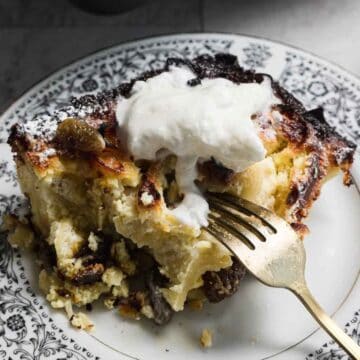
0, 33, 359, 360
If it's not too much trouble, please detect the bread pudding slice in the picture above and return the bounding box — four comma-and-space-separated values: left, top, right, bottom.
7, 54, 355, 326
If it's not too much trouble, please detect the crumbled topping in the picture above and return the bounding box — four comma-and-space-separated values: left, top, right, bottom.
102, 267, 126, 287
140, 305, 155, 319
112, 283, 129, 298
103, 297, 116, 310
111, 240, 136, 275
200, 329, 213, 348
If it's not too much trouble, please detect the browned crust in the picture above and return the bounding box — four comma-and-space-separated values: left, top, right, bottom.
286, 153, 325, 221
290, 222, 309, 237
8, 124, 47, 156
276, 105, 355, 170
275, 105, 354, 222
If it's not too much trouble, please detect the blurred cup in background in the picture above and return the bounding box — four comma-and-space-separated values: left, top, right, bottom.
70, 0, 149, 14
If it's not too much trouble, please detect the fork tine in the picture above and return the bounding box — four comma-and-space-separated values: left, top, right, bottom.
208, 200, 266, 239
207, 194, 274, 236
206, 192, 283, 233
208, 208, 263, 247
205, 220, 253, 258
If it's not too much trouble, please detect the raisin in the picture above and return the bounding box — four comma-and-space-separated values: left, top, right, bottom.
198, 158, 235, 185
202, 257, 246, 303
72, 263, 104, 285
54, 118, 105, 154
146, 270, 173, 325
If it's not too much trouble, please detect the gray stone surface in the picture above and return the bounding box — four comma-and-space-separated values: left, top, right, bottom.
204, 0, 360, 75
0, 0, 202, 112
1, 0, 202, 27
1, 0, 359, 113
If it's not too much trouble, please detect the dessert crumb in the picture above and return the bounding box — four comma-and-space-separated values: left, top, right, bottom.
104, 297, 115, 309
250, 335, 258, 345
70, 312, 94, 332
200, 328, 213, 348
3, 214, 34, 249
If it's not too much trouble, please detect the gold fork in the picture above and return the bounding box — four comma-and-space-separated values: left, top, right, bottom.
205, 192, 360, 360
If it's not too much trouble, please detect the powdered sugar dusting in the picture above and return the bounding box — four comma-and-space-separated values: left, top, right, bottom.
38, 148, 57, 162
21, 103, 108, 140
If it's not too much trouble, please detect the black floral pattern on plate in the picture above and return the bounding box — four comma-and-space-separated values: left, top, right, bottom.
242, 43, 272, 68
279, 53, 360, 144
306, 309, 360, 359
0, 287, 99, 360
0, 161, 17, 188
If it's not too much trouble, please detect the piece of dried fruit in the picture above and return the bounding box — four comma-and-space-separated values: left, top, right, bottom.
72, 263, 105, 285
202, 257, 246, 303
54, 118, 105, 153
146, 271, 173, 325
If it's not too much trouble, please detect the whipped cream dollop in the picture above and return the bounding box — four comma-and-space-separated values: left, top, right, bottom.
116, 66, 277, 230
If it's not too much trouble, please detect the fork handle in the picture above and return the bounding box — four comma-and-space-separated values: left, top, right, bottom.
290, 282, 360, 360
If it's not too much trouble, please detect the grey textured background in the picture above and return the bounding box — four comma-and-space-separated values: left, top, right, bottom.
1, 0, 360, 113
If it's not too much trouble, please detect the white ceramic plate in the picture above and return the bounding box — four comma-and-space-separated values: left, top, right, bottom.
0, 33, 359, 360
